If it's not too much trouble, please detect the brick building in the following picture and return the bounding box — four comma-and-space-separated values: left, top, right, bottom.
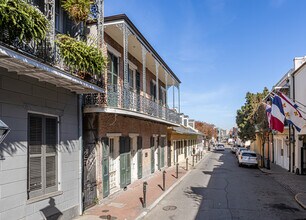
83, 14, 181, 205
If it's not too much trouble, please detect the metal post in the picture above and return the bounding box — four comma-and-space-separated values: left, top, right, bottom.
267, 134, 270, 170
176, 163, 179, 178
192, 155, 194, 166
143, 181, 148, 208
162, 170, 166, 191
186, 157, 188, 171
196, 154, 198, 163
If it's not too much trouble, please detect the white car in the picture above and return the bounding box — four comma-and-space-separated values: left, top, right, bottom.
238, 151, 258, 167
215, 144, 225, 151
236, 147, 247, 158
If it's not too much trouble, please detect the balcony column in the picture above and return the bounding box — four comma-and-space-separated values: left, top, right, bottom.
97, 0, 104, 49
165, 70, 168, 104
44, 0, 55, 48
172, 78, 175, 110
155, 60, 159, 116
141, 45, 147, 94
123, 24, 131, 90
178, 83, 181, 113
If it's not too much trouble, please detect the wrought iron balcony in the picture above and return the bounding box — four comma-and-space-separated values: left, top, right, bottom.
84, 85, 180, 125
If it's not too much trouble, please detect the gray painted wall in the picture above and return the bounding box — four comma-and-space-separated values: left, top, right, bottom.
0, 68, 81, 220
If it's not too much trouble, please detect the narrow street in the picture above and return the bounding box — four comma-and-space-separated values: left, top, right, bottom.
144, 146, 306, 220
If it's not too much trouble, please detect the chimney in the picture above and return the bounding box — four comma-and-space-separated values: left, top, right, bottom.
293, 56, 306, 70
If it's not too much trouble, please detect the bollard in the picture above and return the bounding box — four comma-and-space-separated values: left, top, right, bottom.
186, 157, 188, 171
143, 181, 148, 208
176, 163, 179, 178
163, 170, 166, 191
192, 155, 195, 166
196, 154, 198, 163
107, 215, 111, 220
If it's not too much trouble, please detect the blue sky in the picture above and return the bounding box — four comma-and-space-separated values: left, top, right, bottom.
104, 0, 306, 130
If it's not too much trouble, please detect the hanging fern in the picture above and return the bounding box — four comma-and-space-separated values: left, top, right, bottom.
61, 0, 91, 24
0, 0, 49, 42
55, 34, 107, 77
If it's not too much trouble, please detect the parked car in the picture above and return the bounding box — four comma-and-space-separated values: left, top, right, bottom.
215, 143, 225, 151
236, 147, 247, 158
231, 144, 240, 154
238, 151, 258, 167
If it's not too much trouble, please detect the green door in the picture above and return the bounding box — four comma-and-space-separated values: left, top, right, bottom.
120, 136, 131, 188
102, 137, 109, 198
137, 136, 143, 179
151, 137, 155, 173
161, 137, 165, 168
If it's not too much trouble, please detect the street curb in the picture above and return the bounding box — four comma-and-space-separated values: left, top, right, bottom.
135, 152, 210, 220
295, 193, 306, 210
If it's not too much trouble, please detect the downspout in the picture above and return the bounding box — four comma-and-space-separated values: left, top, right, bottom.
78, 94, 84, 214
292, 74, 296, 172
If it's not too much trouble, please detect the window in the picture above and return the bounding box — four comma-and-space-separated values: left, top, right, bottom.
28, 114, 58, 199
128, 67, 135, 90
108, 52, 119, 86
150, 80, 157, 100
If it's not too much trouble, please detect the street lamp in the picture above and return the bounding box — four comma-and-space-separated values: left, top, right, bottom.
0, 120, 10, 144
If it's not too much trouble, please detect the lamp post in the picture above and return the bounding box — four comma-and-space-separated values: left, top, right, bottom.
0, 120, 10, 144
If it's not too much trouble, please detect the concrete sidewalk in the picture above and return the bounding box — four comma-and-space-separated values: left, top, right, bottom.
75, 153, 206, 220
259, 163, 306, 210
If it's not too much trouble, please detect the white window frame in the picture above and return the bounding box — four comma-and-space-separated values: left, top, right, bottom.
27, 112, 59, 199
107, 51, 120, 86
128, 61, 137, 90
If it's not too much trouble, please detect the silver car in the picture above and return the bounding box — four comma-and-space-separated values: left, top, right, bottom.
238, 151, 258, 167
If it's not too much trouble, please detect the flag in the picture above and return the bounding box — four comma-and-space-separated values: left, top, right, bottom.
265, 103, 272, 128
271, 95, 285, 132
279, 92, 306, 132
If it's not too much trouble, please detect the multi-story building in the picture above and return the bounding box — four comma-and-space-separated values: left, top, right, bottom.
167, 114, 203, 166
83, 14, 181, 205
0, 1, 105, 219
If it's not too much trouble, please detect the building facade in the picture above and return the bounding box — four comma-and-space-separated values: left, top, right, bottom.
83, 14, 181, 206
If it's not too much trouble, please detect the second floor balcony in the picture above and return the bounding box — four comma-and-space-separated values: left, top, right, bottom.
84, 85, 180, 125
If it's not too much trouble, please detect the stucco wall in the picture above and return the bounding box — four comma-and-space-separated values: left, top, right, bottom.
0, 68, 80, 220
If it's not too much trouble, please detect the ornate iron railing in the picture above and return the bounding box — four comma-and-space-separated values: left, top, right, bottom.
84, 85, 180, 124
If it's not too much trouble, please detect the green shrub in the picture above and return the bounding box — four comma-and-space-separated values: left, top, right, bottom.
0, 0, 48, 42
61, 0, 91, 24
56, 34, 107, 77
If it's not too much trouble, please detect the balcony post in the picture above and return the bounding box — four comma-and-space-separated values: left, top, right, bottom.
44, 0, 55, 49
155, 60, 159, 116
97, 0, 104, 49
123, 24, 131, 108
172, 78, 175, 110
142, 45, 147, 94
165, 70, 168, 104
178, 83, 181, 113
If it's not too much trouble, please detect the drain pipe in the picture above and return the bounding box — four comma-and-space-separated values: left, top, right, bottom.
78, 94, 84, 215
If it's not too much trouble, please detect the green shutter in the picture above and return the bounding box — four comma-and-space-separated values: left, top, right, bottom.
102, 137, 110, 197
137, 136, 143, 179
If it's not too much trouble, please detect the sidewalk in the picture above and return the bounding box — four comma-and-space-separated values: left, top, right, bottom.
259, 163, 306, 209
75, 153, 206, 220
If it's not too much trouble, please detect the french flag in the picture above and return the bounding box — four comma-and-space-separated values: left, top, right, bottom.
271, 95, 285, 133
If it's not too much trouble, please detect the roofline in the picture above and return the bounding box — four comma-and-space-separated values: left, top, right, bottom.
104, 14, 181, 84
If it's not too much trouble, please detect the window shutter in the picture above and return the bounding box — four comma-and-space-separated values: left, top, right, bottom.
119, 136, 125, 154
125, 136, 131, 152
136, 71, 141, 93
137, 136, 142, 150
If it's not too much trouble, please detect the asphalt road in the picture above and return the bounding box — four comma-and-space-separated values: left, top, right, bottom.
144, 146, 306, 220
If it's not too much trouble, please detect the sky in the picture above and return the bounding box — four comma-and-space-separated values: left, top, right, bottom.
104, 0, 306, 130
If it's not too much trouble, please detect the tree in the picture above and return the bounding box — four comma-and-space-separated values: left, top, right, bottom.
195, 121, 216, 140
236, 87, 269, 142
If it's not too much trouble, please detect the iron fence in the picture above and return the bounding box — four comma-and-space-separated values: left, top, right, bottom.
84, 85, 180, 124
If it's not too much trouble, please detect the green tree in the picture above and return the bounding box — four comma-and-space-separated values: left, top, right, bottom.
236, 87, 269, 142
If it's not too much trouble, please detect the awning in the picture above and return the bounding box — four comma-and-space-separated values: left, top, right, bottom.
0, 45, 104, 94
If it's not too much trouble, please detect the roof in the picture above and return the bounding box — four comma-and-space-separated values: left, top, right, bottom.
172, 125, 203, 135
104, 14, 181, 84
